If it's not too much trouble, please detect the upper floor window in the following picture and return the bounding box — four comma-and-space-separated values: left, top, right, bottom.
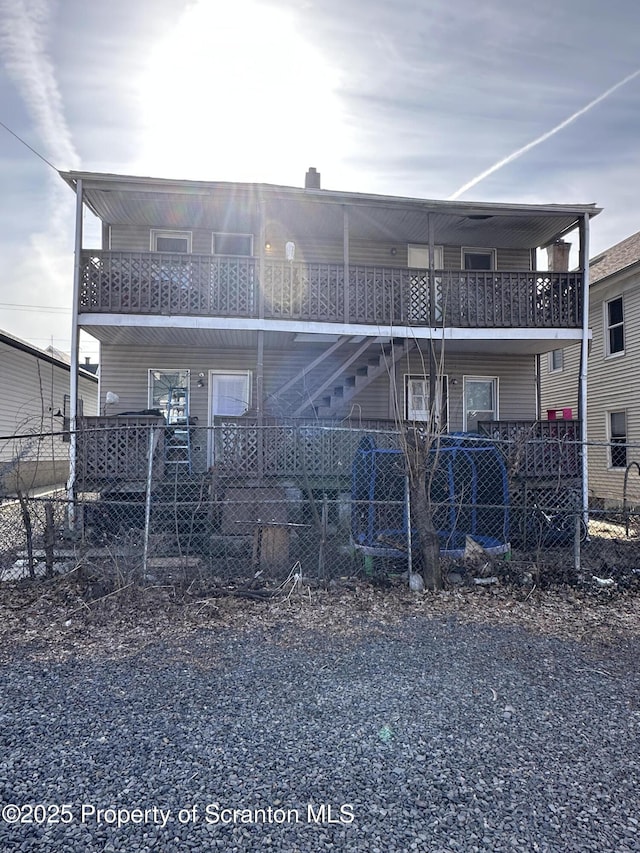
151, 230, 192, 253
606, 296, 624, 356
548, 349, 564, 373
462, 248, 496, 270
407, 244, 443, 269
213, 232, 253, 256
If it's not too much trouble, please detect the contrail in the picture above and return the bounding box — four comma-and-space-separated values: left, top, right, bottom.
448, 67, 640, 200
0, 0, 80, 171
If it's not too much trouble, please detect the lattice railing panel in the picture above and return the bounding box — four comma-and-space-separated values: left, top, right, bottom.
348, 266, 405, 325
262, 262, 343, 321
76, 416, 165, 487
478, 420, 581, 480
80, 253, 583, 330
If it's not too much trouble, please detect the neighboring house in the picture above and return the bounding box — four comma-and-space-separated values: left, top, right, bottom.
0, 330, 98, 493
59, 168, 599, 512
541, 231, 640, 509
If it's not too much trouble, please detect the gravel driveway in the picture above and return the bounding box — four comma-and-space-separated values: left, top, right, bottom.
1, 602, 639, 852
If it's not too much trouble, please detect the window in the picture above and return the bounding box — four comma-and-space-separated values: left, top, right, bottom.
464, 377, 498, 432
462, 248, 496, 270
548, 349, 564, 372
407, 244, 443, 268
149, 370, 190, 419
609, 411, 627, 469
151, 230, 192, 253
213, 233, 253, 256
606, 297, 624, 356
405, 375, 448, 428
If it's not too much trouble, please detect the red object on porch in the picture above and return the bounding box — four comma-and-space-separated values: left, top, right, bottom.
547, 408, 573, 420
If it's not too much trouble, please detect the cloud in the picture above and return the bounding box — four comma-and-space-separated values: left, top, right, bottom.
448, 67, 640, 200
0, 0, 79, 171
0, 0, 80, 351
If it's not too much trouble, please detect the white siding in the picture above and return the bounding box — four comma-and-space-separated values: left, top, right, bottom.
0, 340, 98, 491
539, 266, 640, 507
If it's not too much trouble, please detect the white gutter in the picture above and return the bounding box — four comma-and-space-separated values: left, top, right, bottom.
67, 178, 83, 528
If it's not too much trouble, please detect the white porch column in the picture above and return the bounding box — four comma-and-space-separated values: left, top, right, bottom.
67, 177, 83, 528
578, 212, 590, 518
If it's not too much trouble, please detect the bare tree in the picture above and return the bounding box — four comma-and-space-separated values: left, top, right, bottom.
390, 338, 447, 591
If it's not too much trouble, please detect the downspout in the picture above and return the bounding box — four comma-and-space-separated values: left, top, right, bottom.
257, 200, 265, 477
67, 177, 83, 529
427, 213, 437, 413
343, 206, 350, 324
256, 198, 266, 420
578, 212, 590, 518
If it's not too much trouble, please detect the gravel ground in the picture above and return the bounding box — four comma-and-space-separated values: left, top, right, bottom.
1, 592, 639, 852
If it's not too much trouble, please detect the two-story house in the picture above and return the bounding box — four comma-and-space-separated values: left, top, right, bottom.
541, 231, 640, 510
59, 168, 599, 533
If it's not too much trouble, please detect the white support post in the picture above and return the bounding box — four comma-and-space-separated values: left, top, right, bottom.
579, 212, 590, 529
67, 177, 83, 530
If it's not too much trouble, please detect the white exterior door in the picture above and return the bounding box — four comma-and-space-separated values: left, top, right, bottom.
464, 377, 498, 432
408, 244, 443, 323
208, 371, 251, 464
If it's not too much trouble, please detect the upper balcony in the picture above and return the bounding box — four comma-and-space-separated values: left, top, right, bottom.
79, 250, 583, 330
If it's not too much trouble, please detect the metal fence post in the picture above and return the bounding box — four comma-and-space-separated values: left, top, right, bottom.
142, 425, 156, 581
406, 474, 413, 583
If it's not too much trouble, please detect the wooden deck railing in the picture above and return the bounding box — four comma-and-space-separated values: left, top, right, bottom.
76, 415, 166, 488
478, 420, 581, 479
211, 417, 401, 479
79, 251, 584, 329
75, 416, 580, 488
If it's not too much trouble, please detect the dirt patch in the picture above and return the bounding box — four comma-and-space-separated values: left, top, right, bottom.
1, 567, 639, 665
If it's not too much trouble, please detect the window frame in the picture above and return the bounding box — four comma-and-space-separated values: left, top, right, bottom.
407, 244, 444, 269
150, 230, 192, 253
608, 409, 627, 470
404, 374, 449, 428
463, 376, 499, 432
212, 232, 254, 257
148, 369, 191, 420
548, 349, 564, 373
604, 296, 625, 358
461, 247, 497, 271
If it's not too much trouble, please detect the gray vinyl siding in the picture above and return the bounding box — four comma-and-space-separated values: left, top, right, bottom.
110, 226, 217, 254
394, 350, 537, 430
538, 342, 580, 418
108, 225, 533, 270
101, 344, 537, 428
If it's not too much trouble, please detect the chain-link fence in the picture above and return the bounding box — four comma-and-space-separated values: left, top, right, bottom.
2, 422, 640, 591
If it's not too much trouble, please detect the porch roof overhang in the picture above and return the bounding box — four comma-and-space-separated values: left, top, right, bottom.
79, 314, 588, 356
60, 170, 601, 251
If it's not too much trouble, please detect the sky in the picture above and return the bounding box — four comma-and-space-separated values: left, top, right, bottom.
1, 0, 640, 362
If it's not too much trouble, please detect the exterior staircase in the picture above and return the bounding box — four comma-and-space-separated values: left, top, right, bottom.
267, 336, 414, 419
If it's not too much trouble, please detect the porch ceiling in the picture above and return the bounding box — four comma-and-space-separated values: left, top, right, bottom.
81, 321, 583, 356
62, 171, 600, 250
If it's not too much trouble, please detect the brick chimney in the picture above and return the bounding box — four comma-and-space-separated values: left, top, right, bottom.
305, 167, 321, 189
546, 240, 571, 272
